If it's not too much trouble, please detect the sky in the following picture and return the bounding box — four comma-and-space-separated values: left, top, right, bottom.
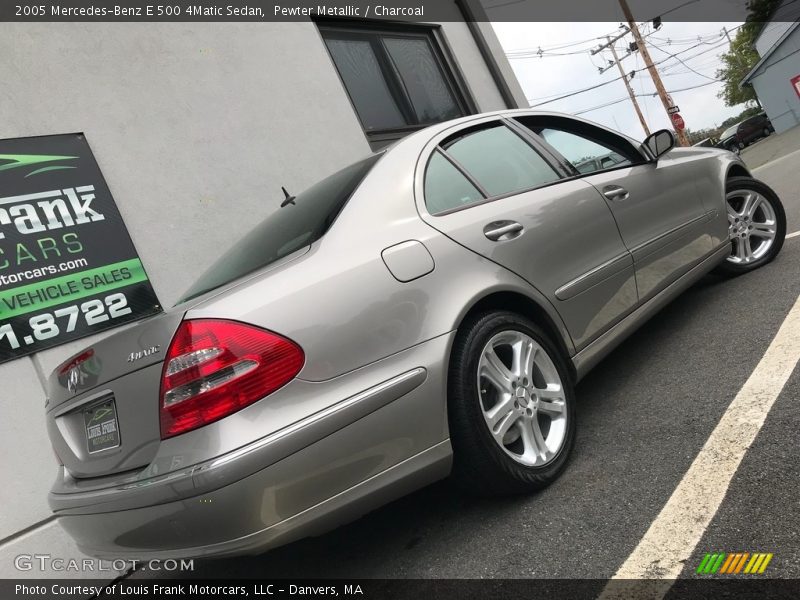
491, 21, 748, 141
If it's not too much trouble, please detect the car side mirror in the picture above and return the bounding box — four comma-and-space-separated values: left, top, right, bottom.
644, 129, 675, 161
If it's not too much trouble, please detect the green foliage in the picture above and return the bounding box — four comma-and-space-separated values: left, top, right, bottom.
715, 0, 782, 107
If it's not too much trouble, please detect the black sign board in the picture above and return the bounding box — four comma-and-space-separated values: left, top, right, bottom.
0, 133, 160, 364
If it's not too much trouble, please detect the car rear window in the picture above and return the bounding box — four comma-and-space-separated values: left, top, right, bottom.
179, 153, 382, 302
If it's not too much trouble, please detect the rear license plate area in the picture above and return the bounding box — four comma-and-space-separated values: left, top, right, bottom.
83, 398, 121, 453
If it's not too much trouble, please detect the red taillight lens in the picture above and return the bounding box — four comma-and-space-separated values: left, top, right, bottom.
159, 319, 304, 439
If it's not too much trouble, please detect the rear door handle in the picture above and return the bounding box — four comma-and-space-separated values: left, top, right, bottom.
483, 220, 524, 241
602, 185, 630, 202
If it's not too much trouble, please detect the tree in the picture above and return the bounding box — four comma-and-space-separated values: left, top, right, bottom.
715, 0, 782, 107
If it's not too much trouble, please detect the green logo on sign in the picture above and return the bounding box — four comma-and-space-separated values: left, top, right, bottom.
0, 154, 78, 177
88, 407, 112, 425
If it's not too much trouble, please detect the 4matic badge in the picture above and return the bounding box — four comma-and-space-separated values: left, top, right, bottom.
127, 345, 161, 364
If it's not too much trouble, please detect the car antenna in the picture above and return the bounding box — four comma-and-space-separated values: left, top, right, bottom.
280, 186, 296, 207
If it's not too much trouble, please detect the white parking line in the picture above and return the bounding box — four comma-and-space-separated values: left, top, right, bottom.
787, 231, 800, 239
752, 148, 800, 173
602, 292, 800, 596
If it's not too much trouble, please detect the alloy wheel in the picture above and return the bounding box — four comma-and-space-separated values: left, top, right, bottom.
725, 189, 777, 265
477, 330, 567, 467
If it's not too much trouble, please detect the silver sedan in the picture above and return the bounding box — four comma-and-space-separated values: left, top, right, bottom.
46, 110, 785, 559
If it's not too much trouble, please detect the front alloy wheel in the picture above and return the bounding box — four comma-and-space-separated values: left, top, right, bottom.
726, 189, 777, 264
717, 176, 785, 276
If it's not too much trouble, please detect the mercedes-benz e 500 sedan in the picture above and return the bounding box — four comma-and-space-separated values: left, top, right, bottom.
46, 110, 786, 559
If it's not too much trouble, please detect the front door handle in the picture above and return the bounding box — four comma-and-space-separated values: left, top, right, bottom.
484, 220, 524, 241
602, 185, 630, 202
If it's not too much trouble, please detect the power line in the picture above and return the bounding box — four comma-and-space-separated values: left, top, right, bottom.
527, 72, 631, 106
520, 22, 733, 114
506, 26, 629, 59
574, 97, 631, 115
649, 24, 742, 46
572, 80, 722, 115
526, 39, 728, 105
505, 32, 619, 55
651, 39, 727, 66
507, 47, 603, 58
648, 41, 719, 80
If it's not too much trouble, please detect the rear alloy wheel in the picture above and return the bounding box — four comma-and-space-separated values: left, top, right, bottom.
448, 311, 576, 494
716, 176, 786, 276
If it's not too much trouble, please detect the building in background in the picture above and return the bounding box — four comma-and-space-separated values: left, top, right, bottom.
740, 4, 800, 133
0, 13, 525, 576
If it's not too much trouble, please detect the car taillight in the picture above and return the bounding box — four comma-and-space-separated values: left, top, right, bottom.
159, 319, 304, 439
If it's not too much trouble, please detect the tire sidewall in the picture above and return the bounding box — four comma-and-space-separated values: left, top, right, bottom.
721, 176, 786, 274
451, 312, 576, 486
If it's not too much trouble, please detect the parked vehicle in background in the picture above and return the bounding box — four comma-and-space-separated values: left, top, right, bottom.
717, 112, 775, 152
45, 110, 786, 560
574, 151, 629, 173
692, 137, 717, 148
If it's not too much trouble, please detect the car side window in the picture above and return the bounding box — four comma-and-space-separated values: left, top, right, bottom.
539, 128, 632, 176
443, 123, 560, 197
424, 150, 485, 215
514, 116, 644, 177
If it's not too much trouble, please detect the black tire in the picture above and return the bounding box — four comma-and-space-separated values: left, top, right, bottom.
737, 141, 745, 149
715, 176, 786, 276
447, 310, 576, 495
763, 128, 771, 137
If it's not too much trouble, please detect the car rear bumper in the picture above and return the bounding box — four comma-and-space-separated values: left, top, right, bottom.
58, 441, 451, 560
50, 333, 454, 559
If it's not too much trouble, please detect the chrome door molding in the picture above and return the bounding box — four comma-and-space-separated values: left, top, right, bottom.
628, 213, 710, 261
571, 242, 731, 380
555, 253, 632, 301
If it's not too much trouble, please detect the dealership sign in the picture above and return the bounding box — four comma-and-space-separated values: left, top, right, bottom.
0, 133, 160, 364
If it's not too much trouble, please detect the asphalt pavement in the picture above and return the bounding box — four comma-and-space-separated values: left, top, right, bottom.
138, 140, 800, 583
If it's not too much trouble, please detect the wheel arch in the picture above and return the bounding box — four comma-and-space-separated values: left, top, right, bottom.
726, 163, 751, 180
455, 290, 577, 383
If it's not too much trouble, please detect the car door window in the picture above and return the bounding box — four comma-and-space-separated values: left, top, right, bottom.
539, 129, 633, 176
443, 123, 560, 197
424, 150, 485, 214
514, 116, 644, 176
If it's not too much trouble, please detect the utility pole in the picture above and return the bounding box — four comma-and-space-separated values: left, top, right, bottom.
591, 28, 650, 137
619, 0, 690, 146
607, 36, 651, 137
722, 26, 733, 43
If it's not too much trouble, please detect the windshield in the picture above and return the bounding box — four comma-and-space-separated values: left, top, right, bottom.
721, 125, 739, 139
180, 153, 382, 303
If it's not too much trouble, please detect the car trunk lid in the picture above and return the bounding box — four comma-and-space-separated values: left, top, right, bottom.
46, 310, 185, 478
